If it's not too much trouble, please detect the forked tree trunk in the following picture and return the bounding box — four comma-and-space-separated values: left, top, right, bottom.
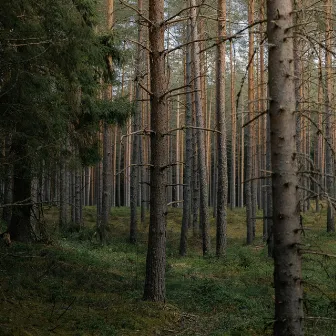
215, 0, 228, 257
267, 1, 304, 334
143, 0, 168, 302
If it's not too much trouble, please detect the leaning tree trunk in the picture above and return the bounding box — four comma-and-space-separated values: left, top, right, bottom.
215, 0, 228, 257
143, 0, 168, 302
267, 1, 304, 335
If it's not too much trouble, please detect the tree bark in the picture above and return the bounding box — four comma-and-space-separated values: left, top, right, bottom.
325, 0, 334, 232
215, 0, 228, 257
190, 0, 210, 255
180, 20, 193, 256
267, 1, 304, 334
143, 0, 168, 302
246, 0, 254, 245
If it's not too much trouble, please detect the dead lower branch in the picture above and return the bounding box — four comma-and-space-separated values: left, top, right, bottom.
164, 126, 221, 136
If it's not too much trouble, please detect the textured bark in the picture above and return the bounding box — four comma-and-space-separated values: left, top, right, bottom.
100, 122, 110, 243
191, 0, 210, 255
143, 0, 168, 302
325, 0, 334, 232
95, 160, 102, 222
130, 0, 144, 241
315, 44, 323, 213
130, 123, 139, 243
267, 1, 304, 334
74, 165, 82, 228
191, 127, 200, 235
266, 111, 273, 257
215, 0, 228, 257
240, 105, 244, 208
246, 0, 254, 245
230, 38, 236, 210
180, 22, 193, 256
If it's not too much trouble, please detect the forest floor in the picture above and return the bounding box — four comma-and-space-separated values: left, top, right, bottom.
0, 205, 336, 336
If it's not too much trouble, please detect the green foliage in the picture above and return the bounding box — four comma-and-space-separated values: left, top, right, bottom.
98, 95, 134, 125
0, 0, 129, 175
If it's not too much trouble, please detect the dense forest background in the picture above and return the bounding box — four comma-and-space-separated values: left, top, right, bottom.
1, 0, 336, 335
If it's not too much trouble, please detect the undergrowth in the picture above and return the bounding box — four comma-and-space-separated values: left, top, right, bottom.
0, 205, 335, 335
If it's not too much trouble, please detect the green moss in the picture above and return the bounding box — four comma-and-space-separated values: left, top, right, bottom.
0, 206, 335, 335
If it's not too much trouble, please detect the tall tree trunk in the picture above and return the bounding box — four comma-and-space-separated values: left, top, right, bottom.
325, 0, 334, 232
190, 0, 210, 255
230, 38, 236, 210
59, 155, 69, 229
74, 164, 82, 229
143, 0, 168, 301
215, 0, 228, 256
267, 1, 304, 334
266, 111, 273, 257
191, 126, 200, 235
100, 122, 110, 243
180, 20, 193, 256
130, 0, 144, 242
246, 0, 254, 245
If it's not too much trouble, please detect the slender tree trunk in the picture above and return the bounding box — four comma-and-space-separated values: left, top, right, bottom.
246, 0, 254, 245
230, 38, 236, 210
267, 1, 304, 334
143, 0, 168, 301
130, 0, 144, 242
325, 0, 334, 232
59, 155, 68, 229
215, 0, 228, 256
191, 0, 210, 255
100, 122, 110, 243
180, 21, 193, 256
74, 164, 82, 228
191, 126, 200, 235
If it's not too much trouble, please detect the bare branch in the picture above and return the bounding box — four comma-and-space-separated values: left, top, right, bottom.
201, 19, 267, 53
125, 39, 151, 53
120, 129, 154, 143
164, 125, 221, 135
242, 110, 268, 128
118, 0, 153, 26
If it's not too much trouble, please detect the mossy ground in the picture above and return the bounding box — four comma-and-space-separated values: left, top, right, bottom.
0, 204, 336, 335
